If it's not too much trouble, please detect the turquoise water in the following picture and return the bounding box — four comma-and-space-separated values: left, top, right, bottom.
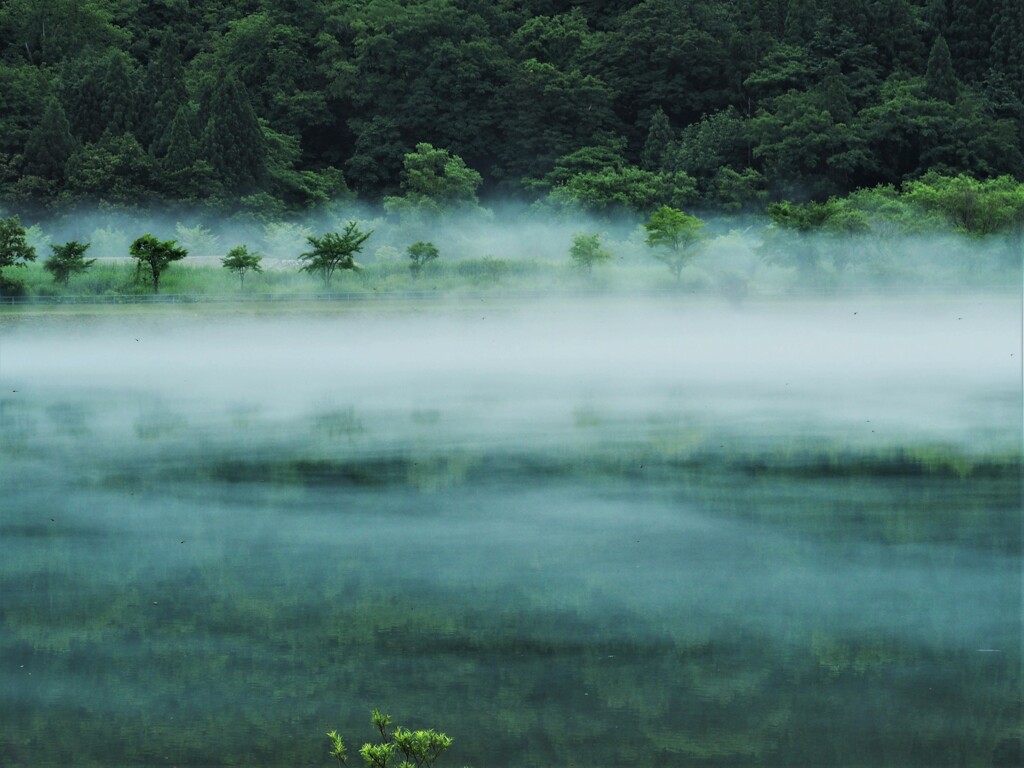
1, 299, 1020, 767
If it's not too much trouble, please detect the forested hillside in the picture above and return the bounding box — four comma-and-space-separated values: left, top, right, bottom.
0, 0, 1022, 215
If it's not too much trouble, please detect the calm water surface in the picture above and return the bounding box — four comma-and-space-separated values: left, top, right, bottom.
1, 297, 1020, 767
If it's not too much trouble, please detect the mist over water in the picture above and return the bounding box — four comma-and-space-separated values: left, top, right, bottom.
1, 295, 1021, 767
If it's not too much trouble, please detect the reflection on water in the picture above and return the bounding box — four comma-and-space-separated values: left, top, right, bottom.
0, 298, 1020, 767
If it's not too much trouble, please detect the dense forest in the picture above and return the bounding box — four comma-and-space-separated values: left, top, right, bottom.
1, 0, 1022, 218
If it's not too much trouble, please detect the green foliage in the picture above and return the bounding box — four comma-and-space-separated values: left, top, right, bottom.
497, 57, 618, 184
406, 240, 439, 278
0, 215, 36, 281
752, 90, 872, 200
761, 198, 875, 281
200, 72, 267, 192
262, 221, 314, 259
708, 167, 768, 213
550, 167, 698, 215
175, 223, 220, 257
345, 117, 406, 197
22, 94, 76, 181
569, 232, 613, 275
530, 138, 627, 193
904, 173, 1024, 236
328, 709, 452, 768
44, 240, 95, 286
221, 245, 263, 290
128, 234, 187, 294
925, 35, 959, 103
640, 107, 674, 171
298, 222, 373, 286
643, 205, 705, 282
64, 133, 155, 204
0, 0, 1019, 209
385, 144, 482, 215
328, 729, 347, 767
157, 105, 207, 198
668, 107, 749, 189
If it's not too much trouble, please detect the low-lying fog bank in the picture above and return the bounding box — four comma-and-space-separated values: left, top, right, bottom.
2, 294, 1019, 449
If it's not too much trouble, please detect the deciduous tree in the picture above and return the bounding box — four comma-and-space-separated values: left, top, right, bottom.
0, 215, 36, 287
129, 234, 187, 294
44, 240, 95, 286
569, 232, 613, 275
298, 222, 372, 286
221, 245, 263, 290
407, 240, 439, 278
643, 205, 706, 282
385, 143, 483, 215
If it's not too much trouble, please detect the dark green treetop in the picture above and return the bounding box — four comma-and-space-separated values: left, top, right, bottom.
22, 93, 76, 181
925, 35, 959, 103
569, 232, 613, 275
298, 221, 372, 286
44, 240, 95, 286
221, 244, 263, 289
0, 215, 36, 280
643, 205, 706, 282
129, 234, 187, 293
406, 240, 439, 278
640, 107, 674, 171
200, 72, 267, 192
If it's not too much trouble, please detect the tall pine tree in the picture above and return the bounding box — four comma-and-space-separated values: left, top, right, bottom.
925, 35, 959, 103
948, 0, 996, 83
160, 105, 199, 173
138, 32, 188, 150
99, 50, 138, 137
990, 0, 1024, 93
641, 107, 674, 171
784, 0, 819, 44
200, 72, 267, 192
22, 94, 76, 180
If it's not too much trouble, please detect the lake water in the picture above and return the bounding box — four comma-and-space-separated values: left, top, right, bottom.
1, 297, 1020, 767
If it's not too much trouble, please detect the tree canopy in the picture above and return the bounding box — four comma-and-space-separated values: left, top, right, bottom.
129, 234, 187, 293
0, 0, 1018, 213
643, 205, 706, 282
298, 222, 372, 286
44, 240, 95, 285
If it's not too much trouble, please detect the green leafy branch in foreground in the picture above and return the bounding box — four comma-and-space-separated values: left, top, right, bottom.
329, 708, 453, 768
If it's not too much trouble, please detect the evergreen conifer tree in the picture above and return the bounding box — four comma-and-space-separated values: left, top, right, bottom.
62, 56, 108, 144
641, 107, 674, 171
160, 105, 199, 172
201, 73, 267, 191
948, 0, 996, 82
22, 94, 76, 180
991, 0, 1024, 93
819, 60, 852, 122
925, 35, 959, 103
784, 0, 819, 44
99, 51, 138, 137
922, 0, 948, 39
139, 33, 188, 150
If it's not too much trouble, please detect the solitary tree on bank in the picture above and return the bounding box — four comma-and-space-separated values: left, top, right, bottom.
407, 240, 439, 278
0, 216, 37, 293
221, 244, 263, 289
298, 221, 372, 287
129, 234, 187, 293
644, 205, 706, 282
569, 232, 613, 276
45, 240, 96, 286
